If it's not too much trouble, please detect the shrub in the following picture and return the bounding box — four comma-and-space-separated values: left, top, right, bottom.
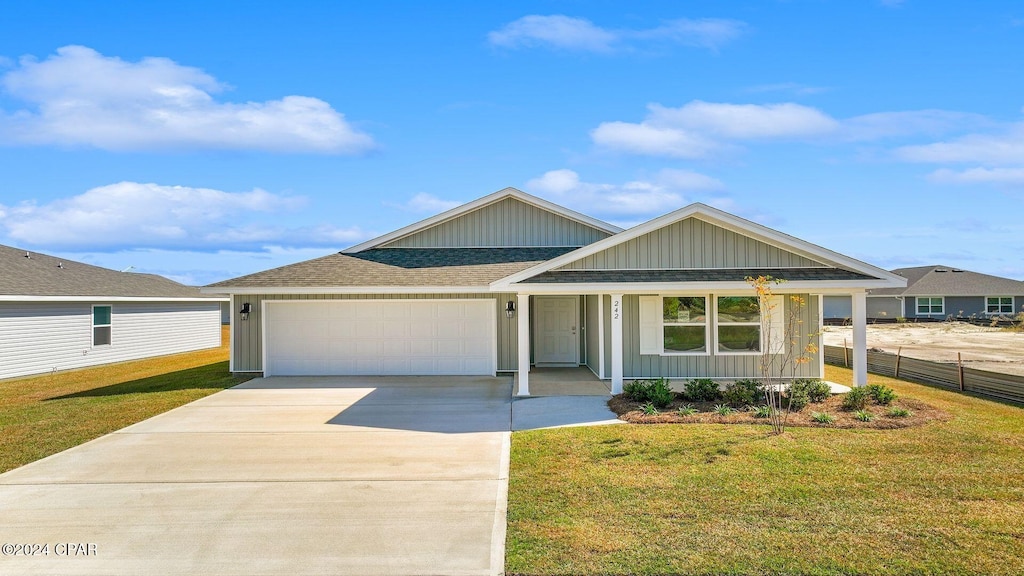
677, 405, 699, 416
867, 384, 897, 405
811, 411, 835, 424
790, 378, 832, 403
623, 380, 651, 401
713, 404, 735, 416
854, 409, 874, 422
841, 387, 870, 411
647, 378, 674, 408
888, 406, 912, 418
722, 379, 764, 406
751, 405, 773, 418
785, 390, 809, 412
640, 403, 659, 415
684, 378, 721, 402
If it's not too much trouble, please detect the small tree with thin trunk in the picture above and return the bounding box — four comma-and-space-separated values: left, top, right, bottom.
747, 275, 819, 434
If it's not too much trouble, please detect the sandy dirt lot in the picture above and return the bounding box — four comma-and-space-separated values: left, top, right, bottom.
822, 322, 1024, 376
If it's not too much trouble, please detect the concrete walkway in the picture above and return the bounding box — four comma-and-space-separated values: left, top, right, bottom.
0, 376, 514, 576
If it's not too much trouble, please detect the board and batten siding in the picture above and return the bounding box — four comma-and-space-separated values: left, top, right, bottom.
601, 294, 819, 380
380, 197, 611, 248
0, 301, 222, 380
231, 292, 519, 373
585, 294, 599, 375
558, 217, 826, 270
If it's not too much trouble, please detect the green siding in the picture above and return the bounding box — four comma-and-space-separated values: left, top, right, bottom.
558, 217, 826, 270
232, 292, 518, 373
382, 197, 610, 248
620, 293, 821, 379
585, 294, 599, 375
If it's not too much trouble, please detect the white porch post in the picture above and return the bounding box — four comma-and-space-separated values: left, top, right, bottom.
516, 293, 531, 396
611, 293, 623, 394
852, 291, 868, 387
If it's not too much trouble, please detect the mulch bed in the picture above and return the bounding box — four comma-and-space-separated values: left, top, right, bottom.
608, 394, 950, 429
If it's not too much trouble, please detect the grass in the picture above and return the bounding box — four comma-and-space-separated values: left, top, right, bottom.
0, 326, 253, 473
506, 365, 1024, 575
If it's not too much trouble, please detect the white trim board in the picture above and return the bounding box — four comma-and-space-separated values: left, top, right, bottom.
0, 295, 228, 302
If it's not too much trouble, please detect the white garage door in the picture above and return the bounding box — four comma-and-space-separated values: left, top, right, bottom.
264, 300, 496, 376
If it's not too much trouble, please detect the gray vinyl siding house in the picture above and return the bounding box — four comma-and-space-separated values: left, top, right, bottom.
824, 266, 1024, 321
207, 188, 903, 393
0, 245, 226, 381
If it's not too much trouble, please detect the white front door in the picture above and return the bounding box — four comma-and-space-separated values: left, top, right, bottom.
533, 296, 579, 365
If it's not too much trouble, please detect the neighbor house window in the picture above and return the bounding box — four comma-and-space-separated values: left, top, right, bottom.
93, 305, 111, 346
716, 296, 761, 353
662, 297, 707, 353
986, 297, 1013, 314
916, 297, 944, 315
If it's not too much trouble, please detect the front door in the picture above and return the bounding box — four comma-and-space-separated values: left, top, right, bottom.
533, 296, 579, 365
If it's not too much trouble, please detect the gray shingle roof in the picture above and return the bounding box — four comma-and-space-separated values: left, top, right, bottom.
0, 244, 218, 298
520, 268, 874, 284
205, 247, 577, 289
870, 265, 1024, 297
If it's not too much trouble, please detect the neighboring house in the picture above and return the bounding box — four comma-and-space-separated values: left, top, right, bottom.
0, 245, 227, 380
205, 188, 904, 393
823, 266, 1024, 321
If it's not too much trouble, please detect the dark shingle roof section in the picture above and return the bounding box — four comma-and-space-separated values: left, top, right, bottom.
206, 247, 578, 288
870, 265, 1024, 297
0, 244, 216, 298
521, 268, 875, 284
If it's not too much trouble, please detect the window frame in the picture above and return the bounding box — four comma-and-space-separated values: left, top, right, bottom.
985, 296, 1014, 315
660, 295, 710, 356
915, 296, 944, 316
713, 295, 763, 356
92, 304, 112, 347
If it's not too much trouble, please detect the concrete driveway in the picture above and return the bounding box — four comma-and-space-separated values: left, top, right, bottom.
0, 376, 513, 576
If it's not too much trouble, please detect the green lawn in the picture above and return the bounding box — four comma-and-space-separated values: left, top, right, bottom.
507, 366, 1024, 575
0, 327, 254, 473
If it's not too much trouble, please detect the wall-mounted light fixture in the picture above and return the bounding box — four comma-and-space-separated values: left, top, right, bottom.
505, 300, 516, 319
240, 302, 252, 321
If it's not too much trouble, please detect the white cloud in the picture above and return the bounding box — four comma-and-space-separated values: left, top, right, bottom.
0, 45, 375, 153
844, 110, 990, 141
647, 101, 839, 139
0, 182, 370, 251
895, 125, 1024, 164
386, 193, 462, 213
488, 15, 745, 53
525, 168, 724, 217
590, 121, 721, 158
928, 167, 1024, 185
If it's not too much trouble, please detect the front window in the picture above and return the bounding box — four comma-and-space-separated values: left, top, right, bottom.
986, 297, 1013, 314
93, 305, 111, 346
662, 297, 707, 353
716, 296, 761, 353
916, 297, 943, 315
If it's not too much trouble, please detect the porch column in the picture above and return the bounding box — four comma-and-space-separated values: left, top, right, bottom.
517, 293, 531, 396
611, 293, 623, 394
852, 291, 868, 387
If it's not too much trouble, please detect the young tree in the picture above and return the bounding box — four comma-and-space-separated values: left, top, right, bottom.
747, 275, 819, 434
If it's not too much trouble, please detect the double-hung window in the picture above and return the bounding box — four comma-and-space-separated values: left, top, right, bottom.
916, 297, 943, 315
93, 305, 112, 346
716, 296, 761, 353
661, 297, 707, 353
986, 297, 1013, 314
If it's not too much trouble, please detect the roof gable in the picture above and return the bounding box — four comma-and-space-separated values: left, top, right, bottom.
344, 187, 620, 252
494, 203, 906, 288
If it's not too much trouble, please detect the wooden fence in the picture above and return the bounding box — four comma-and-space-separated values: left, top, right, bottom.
823, 345, 1024, 405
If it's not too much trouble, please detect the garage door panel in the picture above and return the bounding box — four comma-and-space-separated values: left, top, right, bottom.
265, 300, 495, 376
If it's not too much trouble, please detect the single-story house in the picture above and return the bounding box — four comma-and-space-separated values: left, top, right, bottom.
823, 265, 1024, 321
205, 188, 905, 394
0, 244, 227, 380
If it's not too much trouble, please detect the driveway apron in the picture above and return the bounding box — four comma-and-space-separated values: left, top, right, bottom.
0, 376, 512, 576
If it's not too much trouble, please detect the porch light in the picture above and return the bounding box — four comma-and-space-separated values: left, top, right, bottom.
240, 302, 252, 321
505, 300, 516, 319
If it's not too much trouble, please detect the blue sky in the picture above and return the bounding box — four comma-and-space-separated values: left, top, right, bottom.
1, 1, 1022, 284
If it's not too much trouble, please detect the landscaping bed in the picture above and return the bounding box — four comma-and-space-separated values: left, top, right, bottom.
608, 378, 948, 429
